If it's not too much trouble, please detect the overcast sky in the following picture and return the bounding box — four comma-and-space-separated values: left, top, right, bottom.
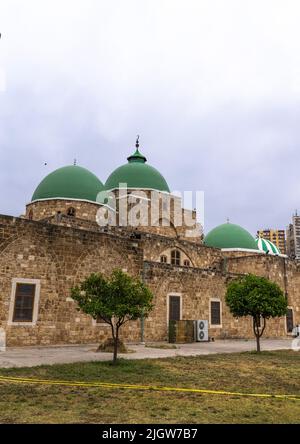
1, 0, 300, 234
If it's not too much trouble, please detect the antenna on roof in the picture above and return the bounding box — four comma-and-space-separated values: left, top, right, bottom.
136, 135, 140, 149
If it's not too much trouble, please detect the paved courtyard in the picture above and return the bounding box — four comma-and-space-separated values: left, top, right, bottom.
0, 338, 296, 368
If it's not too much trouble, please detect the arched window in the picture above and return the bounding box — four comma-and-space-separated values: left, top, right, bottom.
160, 255, 167, 264
56, 211, 62, 222
183, 259, 190, 267
171, 249, 180, 266
28, 210, 33, 220
67, 207, 76, 217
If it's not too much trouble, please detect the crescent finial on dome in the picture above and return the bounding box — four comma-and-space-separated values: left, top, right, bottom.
127, 136, 147, 163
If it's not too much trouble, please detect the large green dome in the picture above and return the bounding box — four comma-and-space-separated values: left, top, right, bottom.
204, 222, 258, 250
105, 144, 170, 193
32, 165, 104, 202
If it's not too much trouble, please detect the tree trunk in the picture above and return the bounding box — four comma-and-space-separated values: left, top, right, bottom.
253, 316, 267, 353
109, 323, 117, 365
253, 317, 261, 353
255, 333, 261, 353
113, 326, 119, 365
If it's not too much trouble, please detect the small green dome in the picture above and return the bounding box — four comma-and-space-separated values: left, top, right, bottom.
204, 222, 258, 250
105, 143, 170, 193
32, 165, 104, 202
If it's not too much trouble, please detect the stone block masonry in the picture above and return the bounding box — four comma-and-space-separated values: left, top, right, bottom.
0, 214, 299, 346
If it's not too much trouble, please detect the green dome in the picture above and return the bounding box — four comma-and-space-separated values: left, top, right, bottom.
204, 222, 259, 250
105, 144, 170, 193
32, 165, 104, 202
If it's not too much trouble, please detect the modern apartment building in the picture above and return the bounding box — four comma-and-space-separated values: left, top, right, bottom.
286, 213, 300, 259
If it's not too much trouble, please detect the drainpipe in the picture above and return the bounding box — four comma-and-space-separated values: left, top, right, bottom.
140, 310, 145, 345
140, 261, 146, 345
222, 257, 227, 275
282, 256, 289, 302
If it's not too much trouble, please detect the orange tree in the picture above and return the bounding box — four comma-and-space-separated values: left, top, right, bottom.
71, 269, 153, 364
226, 274, 287, 352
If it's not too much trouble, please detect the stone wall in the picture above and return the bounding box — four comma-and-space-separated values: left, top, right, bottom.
139, 234, 223, 270
142, 261, 290, 341
109, 189, 202, 243
225, 254, 300, 328
0, 214, 299, 346
222, 250, 264, 258
0, 215, 143, 346
26, 199, 101, 222
26, 194, 203, 244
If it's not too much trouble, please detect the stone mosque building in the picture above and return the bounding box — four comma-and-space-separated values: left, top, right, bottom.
0, 139, 299, 346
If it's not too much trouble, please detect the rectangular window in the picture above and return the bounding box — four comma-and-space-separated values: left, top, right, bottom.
171, 250, 180, 266
8, 278, 41, 325
95, 315, 107, 325
92, 316, 109, 327
13, 283, 36, 322
169, 295, 181, 321
286, 308, 294, 333
210, 300, 221, 326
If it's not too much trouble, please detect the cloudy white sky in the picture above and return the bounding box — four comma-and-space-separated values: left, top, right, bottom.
0, 0, 300, 234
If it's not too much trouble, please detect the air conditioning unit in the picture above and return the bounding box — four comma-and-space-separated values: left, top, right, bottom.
195, 320, 209, 342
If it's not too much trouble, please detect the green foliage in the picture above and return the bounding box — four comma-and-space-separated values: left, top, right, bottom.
71, 269, 154, 325
226, 274, 287, 319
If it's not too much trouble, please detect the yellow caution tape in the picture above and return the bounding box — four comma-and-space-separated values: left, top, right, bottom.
0, 374, 299, 402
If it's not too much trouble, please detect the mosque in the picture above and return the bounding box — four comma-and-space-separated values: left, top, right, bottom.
0, 139, 299, 346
